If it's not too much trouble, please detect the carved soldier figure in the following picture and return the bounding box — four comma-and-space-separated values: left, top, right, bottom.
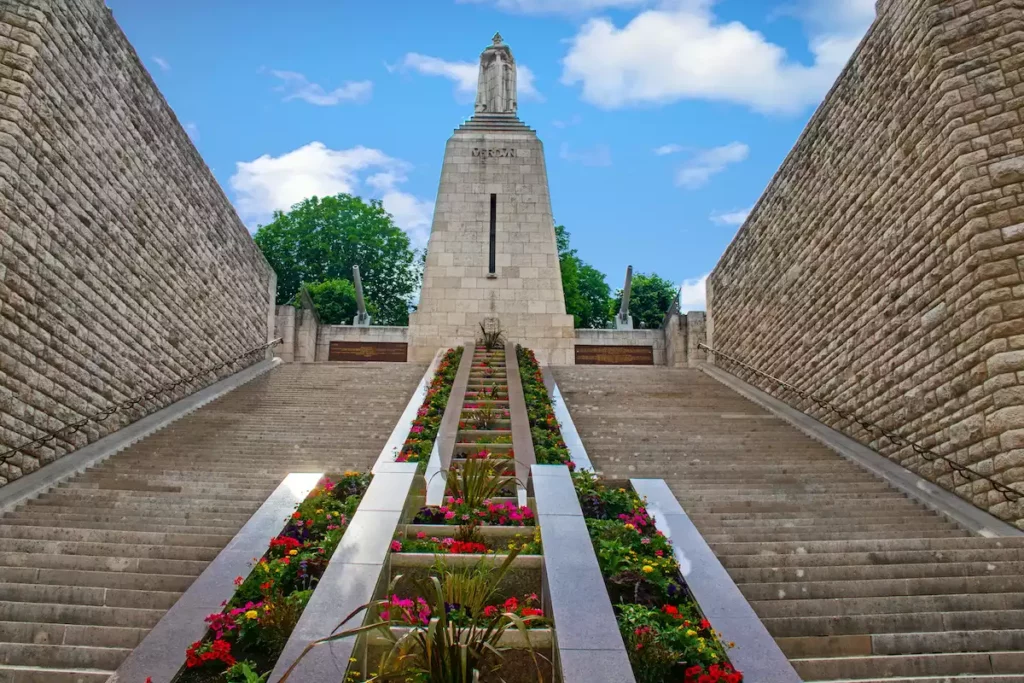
475, 33, 517, 114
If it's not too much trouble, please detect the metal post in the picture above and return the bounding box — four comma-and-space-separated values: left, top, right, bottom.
616, 265, 634, 330
352, 265, 371, 326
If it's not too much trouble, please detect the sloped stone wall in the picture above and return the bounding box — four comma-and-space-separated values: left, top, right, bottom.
0, 0, 276, 485
707, 0, 1024, 527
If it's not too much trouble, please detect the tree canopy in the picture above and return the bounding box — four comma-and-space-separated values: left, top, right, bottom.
612, 272, 678, 329
254, 194, 419, 325
297, 279, 360, 325
555, 225, 612, 329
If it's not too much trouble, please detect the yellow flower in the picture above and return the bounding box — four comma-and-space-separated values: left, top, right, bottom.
642, 565, 654, 573
245, 610, 258, 620
686, 629, 697, 637
289, 549, 298, 556
316, 509, 323, 514
624, 523, 635, 530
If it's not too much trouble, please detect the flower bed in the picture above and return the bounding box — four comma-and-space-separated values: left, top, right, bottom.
413, 497, 535, 526
176, 472, 371, 683
391, 528, 542, 555
515, 345, 574, 468
395, 347, 463, 466
516, 344, 742, 683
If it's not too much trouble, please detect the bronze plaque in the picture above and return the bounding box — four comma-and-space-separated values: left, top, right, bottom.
328, 341, 408, 363
575, 345, 654, 366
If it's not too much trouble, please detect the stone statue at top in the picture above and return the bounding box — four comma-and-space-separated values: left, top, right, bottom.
475, 33, 517, 115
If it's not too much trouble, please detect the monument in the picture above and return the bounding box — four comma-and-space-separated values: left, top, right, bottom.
408, 34, 576, 365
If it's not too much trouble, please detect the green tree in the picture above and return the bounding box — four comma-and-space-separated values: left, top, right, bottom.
297, 279, 361, 325
254, 194, 418, 325
555, 225, 612, 329
612, 272, 678, 329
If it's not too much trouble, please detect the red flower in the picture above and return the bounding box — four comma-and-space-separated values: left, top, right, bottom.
291, 512, 301, 520
700, 618, 711, 630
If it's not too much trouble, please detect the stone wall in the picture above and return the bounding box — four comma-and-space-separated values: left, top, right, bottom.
0, 0, 276, 485
575, 329, 667, 366
707, 0, 1024, 526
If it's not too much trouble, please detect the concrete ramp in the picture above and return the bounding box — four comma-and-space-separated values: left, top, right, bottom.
0, 362, 424, 683
553, 365, 1024, 682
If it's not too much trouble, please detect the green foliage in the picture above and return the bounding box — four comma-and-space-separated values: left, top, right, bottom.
295, 279, 360, 325
225, 661, 269, 683
254, 193, 419, 325
398, 348, 463, 465
478, 323, 506, 350
555, 225, 612, 329
445, 457, 516, 509
612, 272, 678, 329
515, 346, 573, 468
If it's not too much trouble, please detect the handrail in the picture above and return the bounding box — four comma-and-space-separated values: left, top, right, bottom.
0, 337, 283, 470
699, 342, 1023, 503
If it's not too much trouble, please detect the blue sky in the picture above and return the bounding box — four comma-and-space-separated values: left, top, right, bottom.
106, 0, 875, 310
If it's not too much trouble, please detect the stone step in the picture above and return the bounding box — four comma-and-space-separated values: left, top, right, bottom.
0, 566, 195, 591
0, 600, 164, 628
777, 629, 1024, 658
741, 574, 1024, 601
705, 528, 964, 544
0, 641, 129, 671
711, 537, 1024, 557
0, 538, 219, 562
0, 665, 112, 683
791, 651, 1024, 679
719, 547, 1024, 569
762, 609, 1024, 637
0, 583, 180, 610
751, 592, 1024, 619
0, 620, 146, 648
730, 561, 1024, 584
0, 552, 208, 576
0, 524, 233, 548
697, 518, 956, 533
10, 504, 254, 525
0, 515, 241, 536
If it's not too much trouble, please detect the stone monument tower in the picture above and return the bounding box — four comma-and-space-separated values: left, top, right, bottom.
408, 34, 576, 364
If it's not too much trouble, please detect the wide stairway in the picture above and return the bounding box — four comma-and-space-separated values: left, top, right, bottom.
553, 365, 1024, 682
0, 362, 424, 683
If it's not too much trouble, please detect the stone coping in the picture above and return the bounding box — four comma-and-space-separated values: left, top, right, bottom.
531, 464, 637, 683
631, 478, 802, 683
109, 472, 323, 683
425, 340, 475, 505
505, 341, 537, 506
372, 347, 446, 473
269, 463, 419, 683
0, 358, 283, 513
538, 364, 596, 472
701, 364, 1024, 538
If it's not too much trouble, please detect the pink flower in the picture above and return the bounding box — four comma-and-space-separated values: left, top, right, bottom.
390, 540, 403, 552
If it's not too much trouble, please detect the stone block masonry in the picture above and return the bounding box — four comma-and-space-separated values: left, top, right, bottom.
0, 0, 276, 486
707, 0, 1024, 526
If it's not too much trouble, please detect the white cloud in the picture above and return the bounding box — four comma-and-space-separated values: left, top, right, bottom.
559, 142, 613, 167
654, 143, 686, 156
457, 0, 648, 14
678, 273, 708, 311
710, 207, 751, 226
676, 142, 748, 189
561, 0, 874, 114
184, 122, 199, 142
230, 142, 433, 247
396, 53, 543, 103
153, 56, 170, 72
270, 70, 373, 106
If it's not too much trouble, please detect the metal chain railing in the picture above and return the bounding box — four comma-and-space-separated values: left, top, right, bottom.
698, 342, 1023, 504
0, 338, 282, 471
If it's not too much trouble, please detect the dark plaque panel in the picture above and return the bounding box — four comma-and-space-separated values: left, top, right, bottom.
328, 341, 408, 363
575, 345, 655, 366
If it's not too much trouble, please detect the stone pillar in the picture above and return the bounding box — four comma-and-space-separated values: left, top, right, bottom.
664, 312, 686, 367
295, 309, 318, 362
686, 312, 707, 367
266, 271, 278, 360
274, 305, 296, 362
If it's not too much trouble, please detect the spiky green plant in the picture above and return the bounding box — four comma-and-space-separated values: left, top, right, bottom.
478, 323, 506, 351
446, 457, 514, 509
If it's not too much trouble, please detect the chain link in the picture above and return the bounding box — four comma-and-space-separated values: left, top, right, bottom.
0, 339, 282, 471
698, 343, 1023, 504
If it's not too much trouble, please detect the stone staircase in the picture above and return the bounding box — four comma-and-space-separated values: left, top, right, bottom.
0, 362, 424, 683
552, 365, 1024, 682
